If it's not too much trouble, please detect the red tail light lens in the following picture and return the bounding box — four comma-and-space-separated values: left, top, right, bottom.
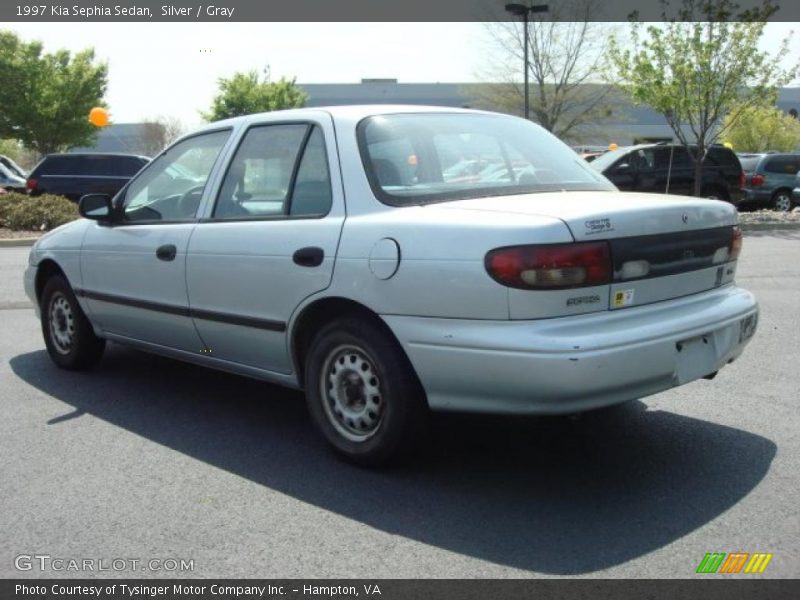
739, 171, 746, 189
26, 178, 37, 191
751, 174, 765, 187
485, 242, 612, 289
730, 226, 743, 261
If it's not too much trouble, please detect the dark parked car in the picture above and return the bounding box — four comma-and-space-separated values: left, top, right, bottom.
590, 143, 743, 203
26, 153, 149, 202
738, 152, 800, 211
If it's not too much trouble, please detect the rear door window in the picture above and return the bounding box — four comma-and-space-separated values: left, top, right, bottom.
107, 156, 146, 177
213, 123, 332, 220
81, 155, 113, 176
40, 155, 78, 176
764, 157, 800, 175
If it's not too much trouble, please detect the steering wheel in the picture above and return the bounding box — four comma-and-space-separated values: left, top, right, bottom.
177, 185, 206, 218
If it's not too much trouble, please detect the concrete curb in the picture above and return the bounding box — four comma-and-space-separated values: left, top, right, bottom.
0, 237, 39, 247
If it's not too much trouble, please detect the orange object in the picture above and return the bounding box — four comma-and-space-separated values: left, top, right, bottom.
88, 107, 110, 127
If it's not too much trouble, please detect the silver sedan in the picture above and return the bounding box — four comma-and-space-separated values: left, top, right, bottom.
24, 106, 759, 465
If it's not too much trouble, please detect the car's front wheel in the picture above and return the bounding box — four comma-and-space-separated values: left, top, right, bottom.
40, 275, 105, 370
304, 316, 429, 466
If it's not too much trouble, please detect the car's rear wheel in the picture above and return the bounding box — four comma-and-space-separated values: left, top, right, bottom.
41, 275, 105, 370
771, 189, 792, 212
304, 316, 429, 466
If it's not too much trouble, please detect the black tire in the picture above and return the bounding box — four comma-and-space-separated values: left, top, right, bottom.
40, 275, 105, 370
771, 189, 793, 212
304, 316, 429, 466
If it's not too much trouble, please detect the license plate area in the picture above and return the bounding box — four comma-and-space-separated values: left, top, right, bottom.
675, 334, 717, 384
739, 313, 758, 343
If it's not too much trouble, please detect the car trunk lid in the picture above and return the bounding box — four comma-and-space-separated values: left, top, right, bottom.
440, 191, 739, 315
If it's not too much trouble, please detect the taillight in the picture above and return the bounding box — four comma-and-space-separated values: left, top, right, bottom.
26, 178, 37, 191
739, 171, 746, 189
751, 174, 765, 187
485, 242, 611, 289
730, 226, 743, 261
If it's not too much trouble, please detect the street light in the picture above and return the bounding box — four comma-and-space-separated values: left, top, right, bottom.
505, 2, 549, 121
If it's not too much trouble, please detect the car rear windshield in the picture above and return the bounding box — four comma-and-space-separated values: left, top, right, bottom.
357, 113, 614, 205
738, 156, 763, 172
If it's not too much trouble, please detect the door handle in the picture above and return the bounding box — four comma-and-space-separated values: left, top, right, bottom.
156, 244, 177, 261
292, 246, 324, 267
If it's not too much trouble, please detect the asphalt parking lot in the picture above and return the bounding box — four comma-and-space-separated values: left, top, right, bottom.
1, 231, 798, 579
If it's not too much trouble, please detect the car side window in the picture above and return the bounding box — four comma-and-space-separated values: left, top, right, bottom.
763, 157, 798, 175
212, 123, 332, 220
290, 127, 333, 217
764, 156, 798, 175
122, 130, 230, 223
632, 149, 655, 170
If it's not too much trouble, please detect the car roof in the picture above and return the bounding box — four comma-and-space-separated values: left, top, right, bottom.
44, 152, 150, 159
189, 104, 505, 134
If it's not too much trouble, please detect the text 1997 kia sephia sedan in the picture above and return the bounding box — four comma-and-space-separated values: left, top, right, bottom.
24, 106, 759, 465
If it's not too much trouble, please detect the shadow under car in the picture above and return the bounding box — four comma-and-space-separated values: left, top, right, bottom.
9, 345, 776, 575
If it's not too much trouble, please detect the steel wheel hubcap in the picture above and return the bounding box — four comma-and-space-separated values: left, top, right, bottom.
775, 195, 791, 211
49, 293, 75, 355
320, 345, 384, 442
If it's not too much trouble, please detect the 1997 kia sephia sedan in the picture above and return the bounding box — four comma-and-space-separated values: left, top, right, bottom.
24, 106, 759, 464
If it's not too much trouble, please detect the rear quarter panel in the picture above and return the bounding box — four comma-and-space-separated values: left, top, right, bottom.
328, 206, 574, 320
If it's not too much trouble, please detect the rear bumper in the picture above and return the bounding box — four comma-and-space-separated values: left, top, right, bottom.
739, 188, 772, 206
383, 285, 758, 414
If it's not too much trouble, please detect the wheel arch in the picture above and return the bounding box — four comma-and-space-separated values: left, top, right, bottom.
290, 296, 408, 389
771, 187, 793, 199
34, 258, 68, 304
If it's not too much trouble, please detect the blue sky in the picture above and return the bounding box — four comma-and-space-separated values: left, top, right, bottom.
5, 22, 798, 126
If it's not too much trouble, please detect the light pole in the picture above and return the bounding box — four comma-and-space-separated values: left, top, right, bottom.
504, 2, 549, 121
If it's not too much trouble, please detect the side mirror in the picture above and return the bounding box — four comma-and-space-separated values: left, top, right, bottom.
79, 194, 113, 221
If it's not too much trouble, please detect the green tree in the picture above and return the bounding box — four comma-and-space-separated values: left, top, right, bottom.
0, 139, 23, 161
202, 71, 308, 122
0, 31, 108, 155
722, 104, 800, 152
607, 0, 798, 196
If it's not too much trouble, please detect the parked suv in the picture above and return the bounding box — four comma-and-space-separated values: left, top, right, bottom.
590, 143, 743, 203
27, 153, 149, 202
738, 153, 800, 211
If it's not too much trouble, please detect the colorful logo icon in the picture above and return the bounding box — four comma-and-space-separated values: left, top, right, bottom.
696, 552, 773, 574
